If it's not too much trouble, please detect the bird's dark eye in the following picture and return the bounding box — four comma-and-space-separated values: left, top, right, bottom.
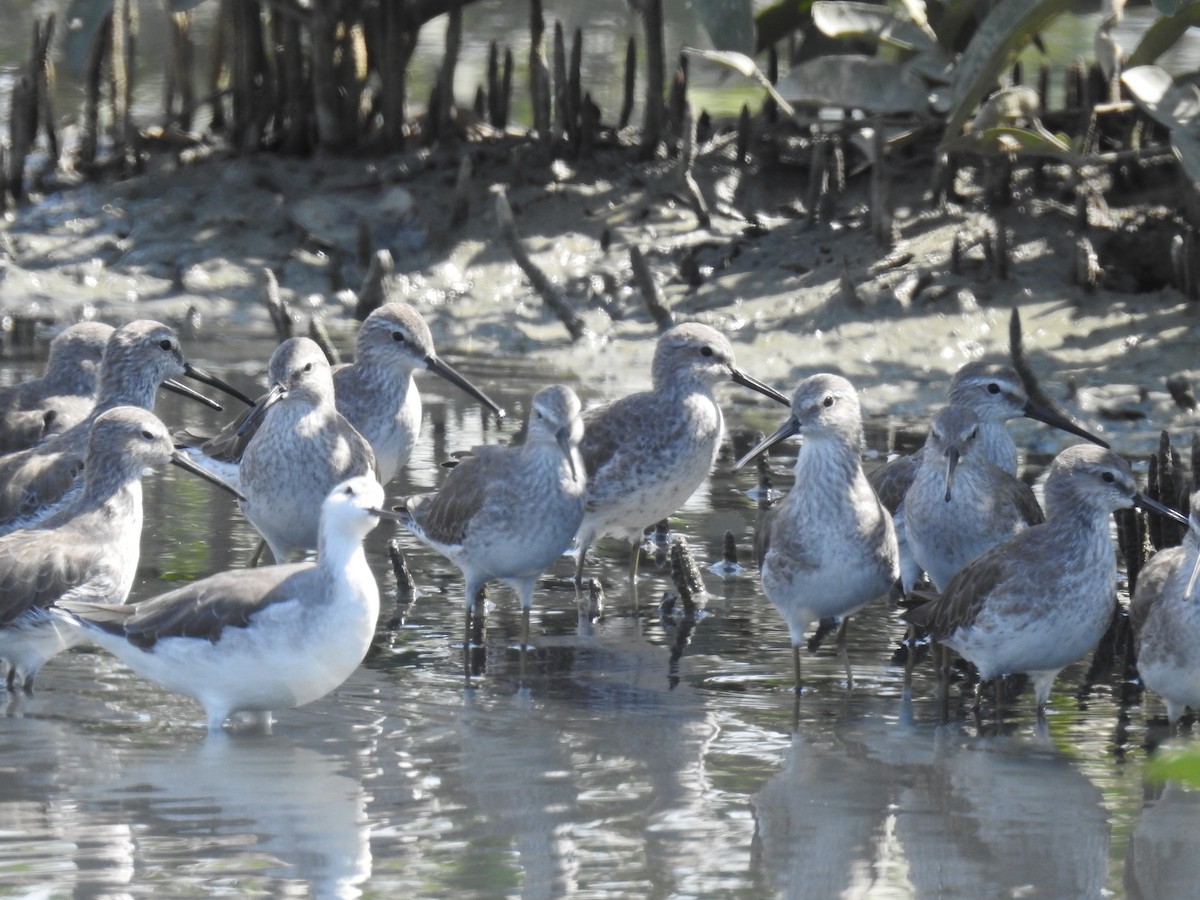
344, 485, 355, 495
700, 346, 713, 357
303, 362, 314, 372
967, 428, 978, 441
392, 331, 405, 342
987, 383, 1001, 394
1102, 471, 1115, 483
823, 396, 834, 408
141, 429, 154, 440
159, 339, 173, 351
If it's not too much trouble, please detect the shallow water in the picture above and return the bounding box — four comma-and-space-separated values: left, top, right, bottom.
0, 338, 1192, 899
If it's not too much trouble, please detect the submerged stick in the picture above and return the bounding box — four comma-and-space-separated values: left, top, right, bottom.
356, 249, 395, 321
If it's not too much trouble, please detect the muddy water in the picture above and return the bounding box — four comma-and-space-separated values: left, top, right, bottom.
0, 338, 1191, 899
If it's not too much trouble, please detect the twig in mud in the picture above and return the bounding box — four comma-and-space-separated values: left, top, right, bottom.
308, 315, 340, 366
1008, 307, 1076, 428
670, 535, 707, 616
450, 154, 472, 229
355, 249, 394, 321
493, 185, 590, 341
630, 246, 674, 331
263, 268, 295, 339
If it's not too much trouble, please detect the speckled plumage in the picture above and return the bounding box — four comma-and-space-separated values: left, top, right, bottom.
0, 320, 244, 531
736, 374, 899, 689
0, 408, 187, 690
58, 476, 389, 732
575, 322, 787, 580
180, 304, 504, 486
0, 321, 114, 454
238, 338, 378, 563
906, 444, 1184, 711
904, 405, 1044, 592
398, 385, 586, 648
1132, 493, 1200, 724
868, 362, 1107, 513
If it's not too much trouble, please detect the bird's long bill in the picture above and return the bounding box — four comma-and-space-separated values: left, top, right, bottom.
170, 451, 247, 501
732, 416, 799, 471
1023, 399, 1109, 449
729, 367, 790, 406
943, 447, 960, 503
426, 354, 506, 420
1134, 492, 1191, 527
235, 382, 286, 438
368, 507, 406, 522
184, 362, 256, 407
556, 426, 578, 481
162, 378, 223, 411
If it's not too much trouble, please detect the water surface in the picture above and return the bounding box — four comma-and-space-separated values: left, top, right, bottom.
0, 338, 1189, 898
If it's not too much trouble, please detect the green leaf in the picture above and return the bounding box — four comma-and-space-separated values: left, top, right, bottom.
774, 54, 933, 115
942, 125, 1080, 162
1127, 4, 1200, 68
1122, 65, 1200, 131
811, 1, 941, 54
683, 47, 796, 116
940, 0, 1076, 149
754, 0, 819, 54
689, 0, 756, 55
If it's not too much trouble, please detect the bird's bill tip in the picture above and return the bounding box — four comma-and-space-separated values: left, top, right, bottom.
183, 362, 255, 407
162, 378, 222, 411
729, 367, 790, 406
425, 355, 506, 419
1023, 400, 1109, 449
169, 452, 247, 501
732, 418, 799, 471
1134, 492, 1190, 526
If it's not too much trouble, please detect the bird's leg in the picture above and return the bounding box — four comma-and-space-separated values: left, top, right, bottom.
836, 617, 852, 689
792, 643, 802, 693
629, 540, 641, 581
247, 538, 267, 568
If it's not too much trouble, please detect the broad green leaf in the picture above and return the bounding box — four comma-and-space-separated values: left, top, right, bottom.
940, 0, 1076, 149
754, 0, 819, 54
689, 0, 756, 55
1122, 65, 1200, 130
943, 125, 1081, 163
812, 1, 941, 54
774, 54, 932, 114
683, 47, 796, 116
1128, 4, 1200, 68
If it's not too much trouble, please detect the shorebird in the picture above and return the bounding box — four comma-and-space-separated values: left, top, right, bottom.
237, 338, 378, 563
178, 303, 505, 485
0, 320, 249, 530
905, 444, 1187, 715
395, 384, 586, 654
0, 407, 243, 691
575, 322, 788, 582
56, 475, 392, 732
903, 404, 1044, 592
0, 321, 114, 454
869, 361, 1108, 513
733, 373, 899, 690
1131, 491, 1200, 725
